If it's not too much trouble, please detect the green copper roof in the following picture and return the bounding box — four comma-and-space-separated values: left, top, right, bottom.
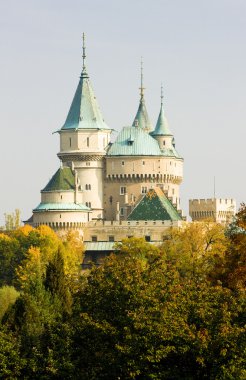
84, 242, 116, 251
151, 104, 172, 136
42, 167, 75, 192
132, 98, 153, 132
33, 203, 90, 212
107, 126, 161, 156
60, 71, 110, 131
127, 188, 182, 221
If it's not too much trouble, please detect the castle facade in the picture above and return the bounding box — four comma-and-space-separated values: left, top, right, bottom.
31, 36, 185, 237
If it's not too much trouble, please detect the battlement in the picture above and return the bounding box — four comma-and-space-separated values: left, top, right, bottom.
189, 198, 236, 224
189, 198, 235, 206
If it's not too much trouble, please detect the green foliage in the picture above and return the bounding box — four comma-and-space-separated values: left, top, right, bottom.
0, 286, 20, 321
0, 221, 245, 379
69, 241, 245, 379
0, 327, 25, 379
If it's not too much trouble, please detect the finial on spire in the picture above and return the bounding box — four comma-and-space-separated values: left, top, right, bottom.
82, 32, 86, 73
161, 83, 164, 106
139, 57, 145, 100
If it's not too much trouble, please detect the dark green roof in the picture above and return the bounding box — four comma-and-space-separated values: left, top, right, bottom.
42, 167, 75, 192
127, 188, 182, 221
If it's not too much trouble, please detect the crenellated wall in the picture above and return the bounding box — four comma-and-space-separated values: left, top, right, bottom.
189, 198, 236, 224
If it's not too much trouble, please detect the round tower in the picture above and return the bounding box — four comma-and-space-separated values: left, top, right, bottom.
57, 34, 112, 220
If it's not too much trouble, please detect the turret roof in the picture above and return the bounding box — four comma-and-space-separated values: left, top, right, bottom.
132, 59, 152, 132
127, 188, 182, 221
60, 35, 110, 131
42, 167, 75, 192
151, 103, 172, 136
107, 126, 161, 156
33, 203, 90, 212
132, 99, 153, 132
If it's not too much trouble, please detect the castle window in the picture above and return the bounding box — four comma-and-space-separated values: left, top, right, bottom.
86, 162, 90, 166
120, 186, 126, 195
108, 236, 115, 242
109, 196, 113, 204
120, 207, 124, 216
145, 236, 151, 242
87, 137, 90, 147
86, 202, 92, 208
142, 161, 145, 165
121, 161, 125, 166
61, 195, 62, 199
91, 236, 97, 242
69, 137, 72, 147
85, 184, 91, 190
163, 140, 165, 145
141, 186, 148, 194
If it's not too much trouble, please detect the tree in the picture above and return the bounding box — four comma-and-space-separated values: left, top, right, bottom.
0, 286, 20, 321
4, 209, 21, 230
69, 238, 245, 379
0, 327, 25, 378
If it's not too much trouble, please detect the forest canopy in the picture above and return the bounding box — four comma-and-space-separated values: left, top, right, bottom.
0, 206, 245, 379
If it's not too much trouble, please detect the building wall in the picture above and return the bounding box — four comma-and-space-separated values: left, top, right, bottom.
104, 155, 183, 220
84, 219, 185, 242
33, 210, 89, 228
58, 129, 112, 219
60, 129, 111, 153
189, 198, 236, 224
41, 190, 83, 204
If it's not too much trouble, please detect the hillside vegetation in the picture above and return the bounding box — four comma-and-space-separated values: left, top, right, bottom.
0, 207, 245, 379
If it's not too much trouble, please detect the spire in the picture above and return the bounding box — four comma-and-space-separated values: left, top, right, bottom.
151, 84, 172, 136
132, 58, 152, 132
60, 35, 110, 131
161, 83, 164, 106
139, 57, 145, 100
81, 33, 88, 78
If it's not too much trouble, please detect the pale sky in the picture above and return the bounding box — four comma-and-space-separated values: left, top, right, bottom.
0, 0, 245, 225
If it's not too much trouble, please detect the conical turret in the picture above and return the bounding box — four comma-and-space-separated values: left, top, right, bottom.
60, 34, 109, 131
132, 59, 152, 132
151, 85, 172, 136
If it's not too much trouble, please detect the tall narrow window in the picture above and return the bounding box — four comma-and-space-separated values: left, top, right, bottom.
141, 186, 148, 194
120, 186, 126, 195
69, 137, 72, 147
87, 137, 89, 147
120, 207, 124, 216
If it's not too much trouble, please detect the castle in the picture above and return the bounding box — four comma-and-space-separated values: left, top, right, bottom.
27, 36, 235, 247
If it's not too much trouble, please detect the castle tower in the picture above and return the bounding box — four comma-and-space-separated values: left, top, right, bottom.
57, 34, 112, 220
104, 77, 183, 220
150, 86, 183, 209
132, 60, 153, 132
